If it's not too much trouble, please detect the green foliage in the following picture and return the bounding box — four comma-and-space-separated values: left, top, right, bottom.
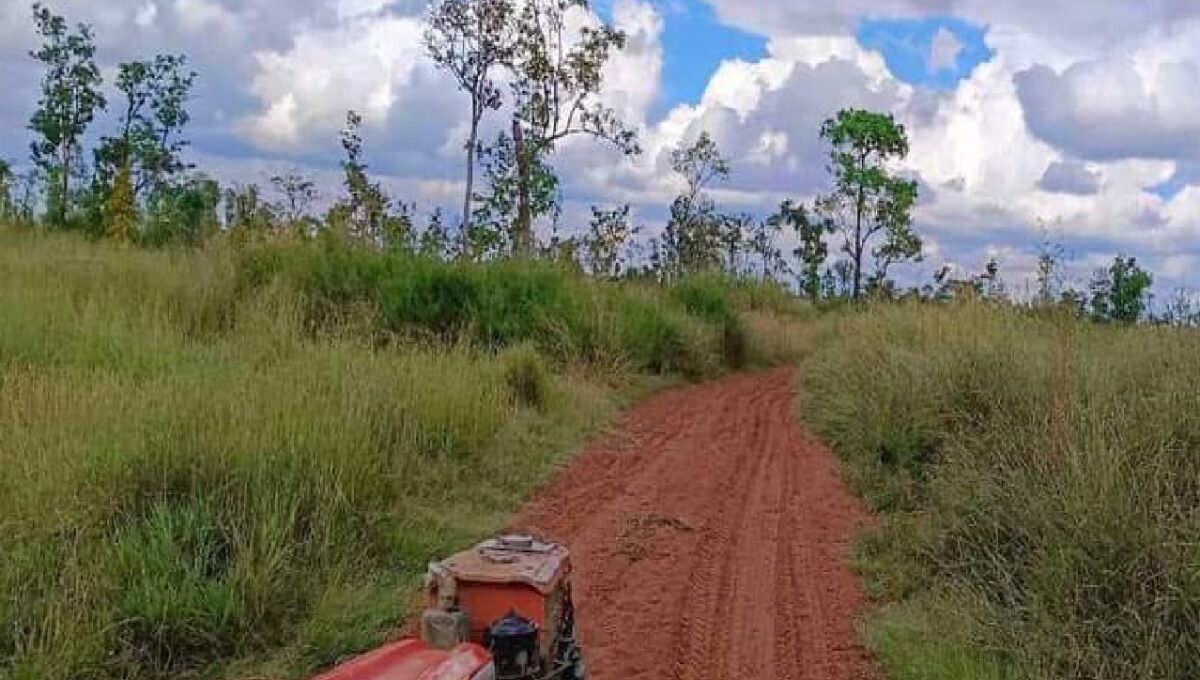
142, 175, 221, 247
473, 126, 556, 253
817, 109, 921, 300
241, 240, 762, 377
771, 199, 833, 300
585, 204, 635, 277
801, 303, 1200, 680
504, 0, 639, 253
28, 3, 106, 227
670, 275, 747, 369
333, 111, 413, 248
661, 132, 731, 276
1090, 255, 1154, 324
94, 54, 196, 205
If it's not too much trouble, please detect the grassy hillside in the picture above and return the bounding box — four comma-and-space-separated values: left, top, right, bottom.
799, 303, 1200, 680
0, 228, 800, 680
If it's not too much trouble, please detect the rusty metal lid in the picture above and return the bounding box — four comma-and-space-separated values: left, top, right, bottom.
439, 537, 570, 595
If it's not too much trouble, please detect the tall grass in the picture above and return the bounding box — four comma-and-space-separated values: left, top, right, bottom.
236, 241, 757, 379
799, 302, 1200, 680
0, 229, 801, 679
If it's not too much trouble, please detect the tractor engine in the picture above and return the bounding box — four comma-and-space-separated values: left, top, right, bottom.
422, 535, 585, 680
308, 535, 584, 680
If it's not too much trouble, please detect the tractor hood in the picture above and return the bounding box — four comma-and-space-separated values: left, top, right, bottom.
309, 640, 491, 680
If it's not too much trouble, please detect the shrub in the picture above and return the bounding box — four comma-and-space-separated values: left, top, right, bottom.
498, 344, 551, 409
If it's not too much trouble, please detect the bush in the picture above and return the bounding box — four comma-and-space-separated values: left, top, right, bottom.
498, 344, 550, 409
233, 241, 754, 377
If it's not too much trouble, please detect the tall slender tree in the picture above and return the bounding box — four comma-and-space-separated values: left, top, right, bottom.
28, 3, 106, 226
816, 109, 920, 300
332, 111, 412, 249
503, 0, 640, 254
661, 132, 729, 276
425, 0, 515, 237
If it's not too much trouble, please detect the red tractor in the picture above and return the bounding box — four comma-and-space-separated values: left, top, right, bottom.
311, 536, 586, 680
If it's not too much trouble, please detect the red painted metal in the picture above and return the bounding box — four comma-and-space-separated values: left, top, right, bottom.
308, 639, 492, 680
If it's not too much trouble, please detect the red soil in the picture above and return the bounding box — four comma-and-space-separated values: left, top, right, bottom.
511, 368, 874, 680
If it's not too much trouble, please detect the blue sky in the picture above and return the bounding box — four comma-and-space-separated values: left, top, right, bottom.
653, 0, 767, 114
593, 0, 768, 116
857, 16, 993, 90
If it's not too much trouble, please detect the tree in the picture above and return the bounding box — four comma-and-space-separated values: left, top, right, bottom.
770, 200, 832, 300
1160, 289, 1200, 327
334, 111, 412, 248
96, 55, 195, 200
504, 0, 640, 253
28, 3, 106, 226
425, 0, 515, 236
930, 259, 1004, 303
270, 170, 318, 235
585, 204, 635, 277
472, 129, 556, 255
661, 132, 729, 277
719, 212, 745, 274
1035, 233, 1067, 305
224, 183, 276, 241
816, 109, 920, 300
1090, 255, 1153, 324
143, 175, 219, 246
419, 209, 452, 259
0, 159, 13, 220
745, 215, 786, 281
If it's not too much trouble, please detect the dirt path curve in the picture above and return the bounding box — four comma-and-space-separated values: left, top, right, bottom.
511, 368, 874, 680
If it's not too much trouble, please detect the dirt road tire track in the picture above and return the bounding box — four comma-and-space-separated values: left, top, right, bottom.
511, 368, 873, 680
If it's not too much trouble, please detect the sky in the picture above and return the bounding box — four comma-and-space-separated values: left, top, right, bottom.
2, 0, 1200, 296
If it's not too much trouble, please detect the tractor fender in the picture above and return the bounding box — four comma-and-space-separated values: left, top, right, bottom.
308, 639, 493, 680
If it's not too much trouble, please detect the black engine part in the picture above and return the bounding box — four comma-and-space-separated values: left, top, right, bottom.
486, 611, 542, 680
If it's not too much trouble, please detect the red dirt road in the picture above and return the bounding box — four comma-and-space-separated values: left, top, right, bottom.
512, 368, 873, 680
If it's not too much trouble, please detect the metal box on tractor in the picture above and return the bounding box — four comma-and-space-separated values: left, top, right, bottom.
309, 536, 586, 680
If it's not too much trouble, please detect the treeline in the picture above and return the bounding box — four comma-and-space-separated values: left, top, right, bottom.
0, 1, 1184, 324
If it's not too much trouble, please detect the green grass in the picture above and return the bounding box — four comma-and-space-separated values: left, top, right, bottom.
799, 302, 1200, 680
0, 228, 802, 679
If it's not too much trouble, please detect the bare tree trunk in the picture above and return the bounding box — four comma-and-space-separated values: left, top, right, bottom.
852, 203, 864, 300
852, 155, 866, 301
513, 118, 533, 256
61, 144, 72, 226
462, 123, 478, 242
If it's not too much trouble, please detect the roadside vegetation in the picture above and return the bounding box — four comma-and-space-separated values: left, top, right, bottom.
800, 302, 1200, 680
0, 227, 805, 680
